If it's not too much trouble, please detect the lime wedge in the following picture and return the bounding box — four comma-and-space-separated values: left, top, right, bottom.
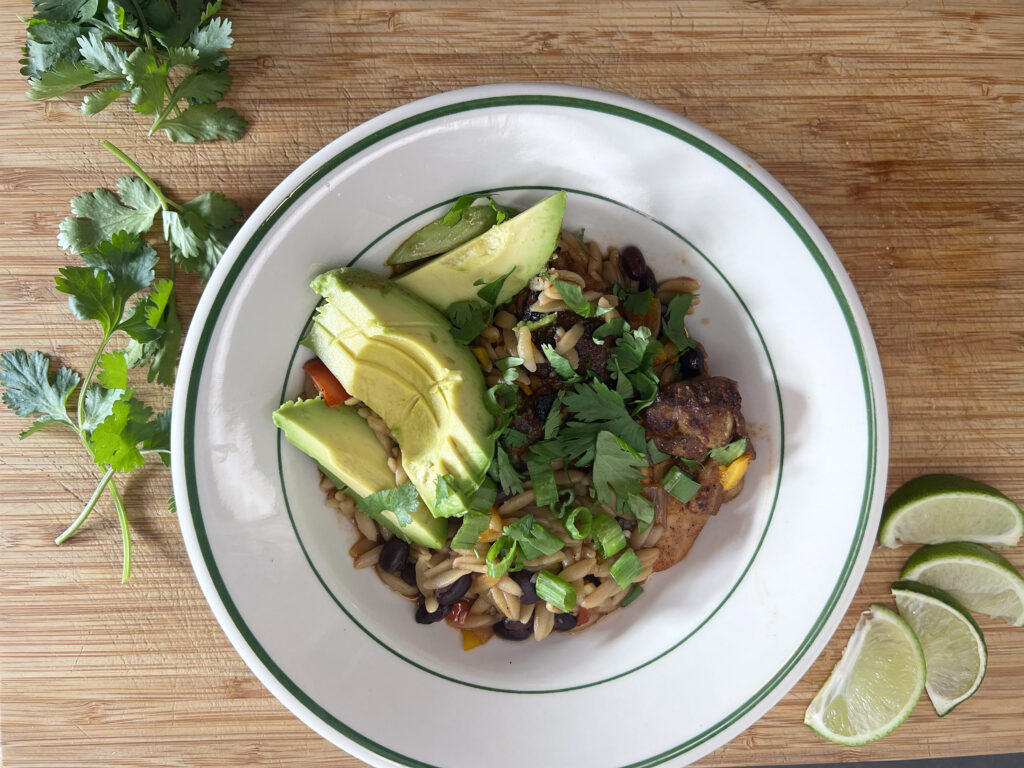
901, 542, 1024, 626
880, 474, 1023, 548
804, 604, 925, 745
892, 581, 987, 716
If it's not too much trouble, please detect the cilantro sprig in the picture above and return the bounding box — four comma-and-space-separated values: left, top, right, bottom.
0, 142, 241, 580
22, 0, 245, 142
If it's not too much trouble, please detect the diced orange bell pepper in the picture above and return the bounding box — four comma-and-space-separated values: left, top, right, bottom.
302, 358, 349, 407
720, 454, 751, 491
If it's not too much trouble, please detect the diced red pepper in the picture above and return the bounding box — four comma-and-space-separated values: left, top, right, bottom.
302, 358, 349, 407
577, 606, 591, 626
449, 599, 471, 625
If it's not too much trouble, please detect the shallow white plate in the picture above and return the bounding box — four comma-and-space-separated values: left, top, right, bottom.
172, 84, 887, 768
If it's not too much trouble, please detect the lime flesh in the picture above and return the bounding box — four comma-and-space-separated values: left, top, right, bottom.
880, 474, 1023, 549
804, 604, 925, 745
892, 580, 987, 716
901, 542, 1024, 626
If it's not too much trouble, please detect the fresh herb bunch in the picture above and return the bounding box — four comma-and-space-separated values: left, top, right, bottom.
21, 0, 245, 142
0, 142, 242, 580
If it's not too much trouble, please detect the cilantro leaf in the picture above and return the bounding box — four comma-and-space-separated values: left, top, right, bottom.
502, 514, 563, 559
474, 267, 514, 307
647, 438, 670, 464
96, 350, 128, 389
158, 103, 246, 142
614, 283, 654, 315
624, 492, 655, 531
169, 69, 232, 104
124, 48, 168, 115
162, 191, 241, 279
543, 391, 565, 439
23, 19, 83, 78
141, 408, 172, 466
442, 194, 476, 226
501, 428, 529, 449
55, 233, 157, 335
709, 438, 748, 466
189, 16, 233, 69
77, 28, 127, 77
487, 197, 515, 224
541, 344, 580, 383
82, 82, 127, 114
447, 268, 513, 344
592, 316, 627, 345
26, 59, 97, 99
89, 388, 153, 472
592, 431, 646, 508
610, 326, 661, 413
357, 482, 420, 528
560, 380, 646, 464
123, 279, 181, 385
0, 350, 80, 435
662, 293, 697, 352
59, 177, 162, 253
488, 445, 524, 496
553, 279, 604, 318
80, 382, 122, 434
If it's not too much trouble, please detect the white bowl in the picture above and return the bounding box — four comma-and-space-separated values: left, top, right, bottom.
171, 83, 887, 768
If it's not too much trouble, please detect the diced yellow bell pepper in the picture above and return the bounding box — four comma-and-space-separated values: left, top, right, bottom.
471, 346, 491, 370
462, 630, 483, 651
720, 454, 751, 491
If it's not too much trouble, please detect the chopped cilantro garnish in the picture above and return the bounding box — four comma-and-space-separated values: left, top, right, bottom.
451, 509, 491, 550
662, 293, 698, 352
501, 428, 530, 449
502, 514, 564, 560
489, 445, 524, 495
553, 279, 608, 318
357, 482, 420, 528
613, 283, 654, 315
592, 317, 628, 345
592, 431, 646, 508
442, 194, 476, 226
647, 438, 671, 464
710, 438, 748, 466
624, 491, 655, 532
560, 381, 646, 465
543, 391, 565, 439
447, 267, 514, 344
541, 344, 581, 383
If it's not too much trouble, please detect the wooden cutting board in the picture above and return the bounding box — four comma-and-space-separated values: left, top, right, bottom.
2, 1, 1022, 765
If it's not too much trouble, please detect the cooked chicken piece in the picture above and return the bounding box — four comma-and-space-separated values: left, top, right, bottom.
642, 377, 751, 462
644, 461, 725, 572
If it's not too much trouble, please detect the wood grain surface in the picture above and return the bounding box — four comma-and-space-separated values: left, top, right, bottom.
2, 1, 1023, 766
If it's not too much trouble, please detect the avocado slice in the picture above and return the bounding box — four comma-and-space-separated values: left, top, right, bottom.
304, 268, 495, 516
394, 190, 566, 311
273, 397, 447, 548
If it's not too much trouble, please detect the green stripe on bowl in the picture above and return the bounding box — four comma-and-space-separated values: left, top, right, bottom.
182, 93, 879, 768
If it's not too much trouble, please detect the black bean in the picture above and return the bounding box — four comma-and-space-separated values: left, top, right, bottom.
378, 537, 410, 574
493, 618, 533, 640
553, 612, 578, 632
583, 574, 602, 587
531, 391, 557, 421
435, 573, 473, 606
400, 562, 417, 587
620, 245, 647, 280
676, 346, 704, 380
638, 266, 658, 293
415, 602, 452, 624
510, 569, 538, 604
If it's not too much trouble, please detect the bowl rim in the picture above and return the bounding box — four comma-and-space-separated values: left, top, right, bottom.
171, 82, 889, 767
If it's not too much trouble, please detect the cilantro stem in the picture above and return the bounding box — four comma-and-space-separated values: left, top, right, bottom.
55, 465, 115, 545
101, 141, 180, 211
76, 329, 113, 431
108, 480, 132, 582
150, 83, 181, 135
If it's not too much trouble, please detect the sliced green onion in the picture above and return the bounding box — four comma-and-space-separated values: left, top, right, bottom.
709, 438, 748, 466
563, 506, 593, 539
486, 536, 519, 579
535, 570, 577, 614
662, 466, 700, 503
591, 512, 626, 558
619, 583, 644, 608
646, 438, 670, 464
554, 486, 576, 518
609, 548, 643, 589
469, 477, 497, 512
452, 510, 491, 550
527, 456, 558, 507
